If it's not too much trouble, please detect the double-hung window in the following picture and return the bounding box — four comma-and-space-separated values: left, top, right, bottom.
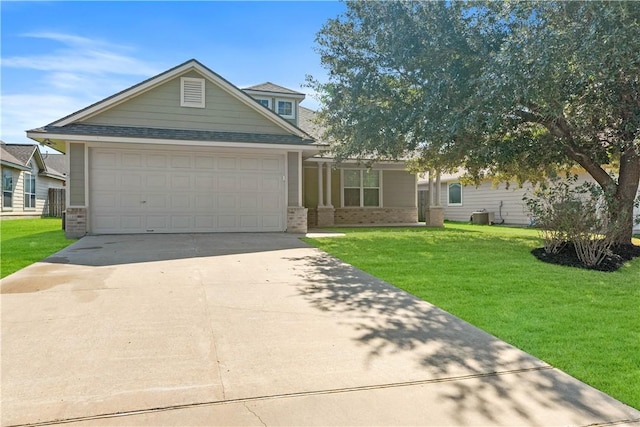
343, 169, 381, 207
24, 172, 36, 209
2, 169, 13, 208
276, 100, 294, 119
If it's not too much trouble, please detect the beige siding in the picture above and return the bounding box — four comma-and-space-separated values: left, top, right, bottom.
287, 152, 299, 206
69, 143, 86, 206
1, 165, 64, 218
83, 71, 287, 135
383, 170, 416, 208
438, 181, 534, 225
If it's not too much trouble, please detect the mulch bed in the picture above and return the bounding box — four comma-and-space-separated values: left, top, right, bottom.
532, 242, 640, 272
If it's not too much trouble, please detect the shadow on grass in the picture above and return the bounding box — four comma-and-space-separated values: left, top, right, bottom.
286, 250, 638, 424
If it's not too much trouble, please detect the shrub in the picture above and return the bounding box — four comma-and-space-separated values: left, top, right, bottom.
525, 175, 627, 267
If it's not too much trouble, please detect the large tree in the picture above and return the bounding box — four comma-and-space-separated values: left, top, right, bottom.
310, 1, 640, 243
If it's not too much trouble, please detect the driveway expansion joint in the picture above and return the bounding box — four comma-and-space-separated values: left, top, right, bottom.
6, 366, 557, 427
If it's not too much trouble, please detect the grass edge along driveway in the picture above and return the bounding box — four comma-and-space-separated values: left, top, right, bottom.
304, 224, 640, 410
1, 218, 75, 279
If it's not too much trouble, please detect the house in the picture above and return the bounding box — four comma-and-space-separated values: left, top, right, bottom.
417, 171, 640, 232
27, 59, 418, 237
1, 142, 66, 218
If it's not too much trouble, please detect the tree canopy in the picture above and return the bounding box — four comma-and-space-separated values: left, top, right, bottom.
309, 1, 640, 242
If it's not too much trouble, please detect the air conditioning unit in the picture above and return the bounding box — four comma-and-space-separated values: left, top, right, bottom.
471, 211, 495, 225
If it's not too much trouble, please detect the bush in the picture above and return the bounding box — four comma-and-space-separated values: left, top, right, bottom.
524, 175, 626, 267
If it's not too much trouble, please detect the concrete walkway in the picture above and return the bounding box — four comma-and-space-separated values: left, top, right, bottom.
1, 233, 638, 426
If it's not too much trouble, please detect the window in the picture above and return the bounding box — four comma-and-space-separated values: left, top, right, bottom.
24, 172, 36, 209
448, 183, 462, 206
276, 100, 294, 118
343, 169, 381, 207
256, 98, 271, 109
2, 169, 13, 208
180, 77, 205, 108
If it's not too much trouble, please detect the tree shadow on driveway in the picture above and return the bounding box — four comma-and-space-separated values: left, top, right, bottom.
286, 250, 639, 425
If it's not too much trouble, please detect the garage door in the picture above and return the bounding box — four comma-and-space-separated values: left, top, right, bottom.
90, 147, 285, 233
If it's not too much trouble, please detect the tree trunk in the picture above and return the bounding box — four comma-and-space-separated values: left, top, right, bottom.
614, 148, 640, 244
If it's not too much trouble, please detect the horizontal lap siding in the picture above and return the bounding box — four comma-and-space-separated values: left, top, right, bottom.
440, 181, 534, 225
82, 71, 287, 135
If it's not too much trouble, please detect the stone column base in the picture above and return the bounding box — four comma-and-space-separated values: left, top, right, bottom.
425, 206, 445, 227
316, 206, 335, 227
287, 207, 308, 233
65, 207, 87, 238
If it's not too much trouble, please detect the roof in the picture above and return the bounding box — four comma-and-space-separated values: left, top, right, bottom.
1, 142, 37, 170
0, 142, 65, 180
243, 82, 305, 96
42, 153, 66, 177
298, 106, 327, 144
33, 123, 316, 146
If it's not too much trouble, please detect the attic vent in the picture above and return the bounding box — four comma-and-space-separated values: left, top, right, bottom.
181, 77, 205, 108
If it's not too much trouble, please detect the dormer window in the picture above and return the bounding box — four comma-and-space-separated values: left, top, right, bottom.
277, 99, 295, 119
256, 98, 271, 109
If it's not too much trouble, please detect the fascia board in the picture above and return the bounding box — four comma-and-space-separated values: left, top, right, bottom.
26, 132, 324, 152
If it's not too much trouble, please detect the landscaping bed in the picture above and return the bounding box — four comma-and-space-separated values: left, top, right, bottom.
532, 243, 640, 272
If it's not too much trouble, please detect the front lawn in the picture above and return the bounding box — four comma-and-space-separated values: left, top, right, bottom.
1, 218, 75, 278
305, 223, 640, 409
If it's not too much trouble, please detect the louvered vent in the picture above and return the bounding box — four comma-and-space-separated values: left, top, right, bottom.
180, 77, 205, 108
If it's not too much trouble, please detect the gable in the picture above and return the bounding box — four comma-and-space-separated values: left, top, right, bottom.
81, 70, 289, 135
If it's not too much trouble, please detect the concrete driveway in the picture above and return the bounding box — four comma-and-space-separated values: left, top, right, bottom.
1, 233, 638, 426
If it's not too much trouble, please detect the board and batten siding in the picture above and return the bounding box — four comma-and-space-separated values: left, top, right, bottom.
69, 143, 86, 206
382, 170, 417, 208
82, 71, 288, 135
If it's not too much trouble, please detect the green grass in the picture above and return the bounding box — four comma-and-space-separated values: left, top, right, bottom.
305, 223, 640, 409
1, 218, 75, 278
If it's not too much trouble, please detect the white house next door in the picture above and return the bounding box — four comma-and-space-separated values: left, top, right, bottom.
90, 147, 285, 234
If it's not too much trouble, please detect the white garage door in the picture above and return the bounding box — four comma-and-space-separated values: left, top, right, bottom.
90, 147, 285, 234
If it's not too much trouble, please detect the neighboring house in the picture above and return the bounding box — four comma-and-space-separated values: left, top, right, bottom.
1, 142, 66, 218
417, 171, 640, 232
27, 59, 418, 237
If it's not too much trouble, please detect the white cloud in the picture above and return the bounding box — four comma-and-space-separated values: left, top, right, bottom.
2, 32, 158, 77
1, 32, 163, 143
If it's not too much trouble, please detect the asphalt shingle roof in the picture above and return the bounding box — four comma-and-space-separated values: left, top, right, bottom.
243, 82, 304, 95
1, 142, 37, 168
38, 124, 317, 146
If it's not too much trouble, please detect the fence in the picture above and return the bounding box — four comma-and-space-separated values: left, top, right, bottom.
47, 188, 66, 218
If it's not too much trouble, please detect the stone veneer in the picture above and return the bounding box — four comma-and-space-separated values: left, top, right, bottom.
334, 207, 417, 225
287, 207, 308, 233
64, 207, 87, 238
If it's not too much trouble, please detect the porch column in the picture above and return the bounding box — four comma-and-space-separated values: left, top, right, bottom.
435, 169, 442, 207
317, 162, 324, 207
428, 169, 434, 207
426, 169, 444, 227
325, 162, 333, 207
316, 161, 335, 227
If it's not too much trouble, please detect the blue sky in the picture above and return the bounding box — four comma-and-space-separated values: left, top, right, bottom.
1, 1, 346, 145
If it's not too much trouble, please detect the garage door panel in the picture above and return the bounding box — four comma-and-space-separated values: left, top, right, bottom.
147, 154, 167, 168
121, 216, 144, 230
171, 155, 191, 168
90, 148, 284, 234
122, 153, 143, 168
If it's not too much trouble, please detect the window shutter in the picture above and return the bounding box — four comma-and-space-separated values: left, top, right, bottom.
181, 77, 205, 108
